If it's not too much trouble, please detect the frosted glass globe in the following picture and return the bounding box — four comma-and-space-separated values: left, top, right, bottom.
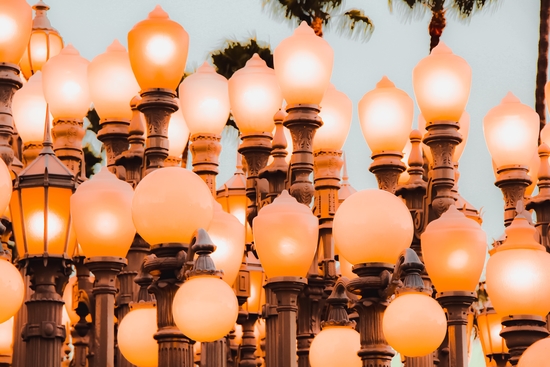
518, 337, 550, 367
0, 259, 24, 324
309, 326, 361, 367
118, 304, 158, 367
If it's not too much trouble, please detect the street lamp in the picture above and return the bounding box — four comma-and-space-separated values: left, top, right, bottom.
518, 337, 550, 367
117, 303, 158, 367
477, 301, 509, 367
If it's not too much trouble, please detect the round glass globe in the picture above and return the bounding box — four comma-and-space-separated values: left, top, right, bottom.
518, 337, 550, 367
0, 259, 24, 324
173, 275, 238, 342
333, 189, 413, 265
132, 167, 214, 245
383, 292, 447, 357
118, 304, 158, 367
309, 326, 361, 367
0, 317, 13, 358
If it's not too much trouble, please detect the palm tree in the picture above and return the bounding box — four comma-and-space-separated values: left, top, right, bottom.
262, 0, 374, 40
390, 0, 497, 51
536, 0, 550, 130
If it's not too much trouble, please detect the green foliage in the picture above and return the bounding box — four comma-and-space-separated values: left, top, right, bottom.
331, 9, 375, 42
83, 108, 103, 178
263, 0, 343, 25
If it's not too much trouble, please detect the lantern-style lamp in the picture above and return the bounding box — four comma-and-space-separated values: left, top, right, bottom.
314, 84, 352, 152
229, 53, 282, 134
486, 214, 550, 317
483, 93, 539, 169
477, 302, 508, 365
333, 189, 413, 265
0, 0, 33, 65
88, 40, 140, 121
70, 167, 135, 258
20, 1, 63, 80
412, 42, 471, 123
118, 303, 158, 367
208, 202, 245, 286
253, 190, 318, 278
240, 251, 265, 315
132, 167, 214, 246
0, 260, 24, 324
166, 99, 189, 165
383, 291, 447, 357
274, 21, 333, 105
127, 5, 188, 91
216, 154, 247, 226
421, 205, 487, 292
518, 337, 550, 367
173, 229, 239, 342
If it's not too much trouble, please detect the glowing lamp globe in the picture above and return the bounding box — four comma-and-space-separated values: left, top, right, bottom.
71, 167, 135, 258
486, 215, 550, 317
118, 304, 158, 367
542, 124, 550, 148
0, 259, 24, 324
0, 0, 32, 64
0, 317, 13, 360
179, 62, 230, 136
483, 93, 539, 168
383, 292, 447, 357
314, 84, 352, 152
173, 275, 239, 342
253, 190, 318, 278
132, 167, 214, 245
229, 54, 282, 134
208, 202, 245, 285
419, 111, 470, 164
333, 189, 413, 265
41, 44, 91, 120
128, 5, 189, 91
358, 76, 413, 153
518, 337, 550, 367
88, 40, 140, 121
309, 326, 361, 367
412, 42, 471, 123
167, 100, 189, 158
274, 21, 333, 105
12, 71, 50, 144
421, 205, 487, 292
477, 303, 507, 358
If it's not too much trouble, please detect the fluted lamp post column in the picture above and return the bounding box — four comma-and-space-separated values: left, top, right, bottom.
253, 191, 319, 367
88, 40, 140, 170
70, 167, 136, 367
127, 5, 188, 174
483, 93, 540, 227
274, 21, 334, 205
180, 62, 230, 194
10, 115, 77, 367
421, 206, 487, 367
358, 77, 413, 193
132, 167, 214, 367
228, 53, 282, 223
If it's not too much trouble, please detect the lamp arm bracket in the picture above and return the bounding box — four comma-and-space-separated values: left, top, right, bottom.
383, 248, 427, 299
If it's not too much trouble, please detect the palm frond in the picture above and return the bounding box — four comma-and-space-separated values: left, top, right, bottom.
329, 9, 375, 43
387, 0, 430, 23
447, 0, 501, 21
210, 38, 273, 80
261, 0, 344, 26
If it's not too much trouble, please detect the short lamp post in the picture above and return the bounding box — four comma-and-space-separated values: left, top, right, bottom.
10, 116, 77, 367
70, 167, 136, 367
486, 210, 550, 365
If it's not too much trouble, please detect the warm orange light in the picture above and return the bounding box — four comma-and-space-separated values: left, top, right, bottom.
19, 2, 63, 79
167, 99, 189, 158
253, 190, 318, 278
0, 317, 13, 361
41, 44, 91, 120
127, 5, 189, 91
117, 303, 158, 367
71, 167, 135, 258
309, 326, 361, 367
0, 0, 32, 64
314, 84, 352, 151
477, 303, 507, 358
208, 203, 245, 286
173, 275, 239, 342
419, 111, 470, 164
0, 260, 24, 324
359, 76, 413, 153
333, 189, 413, 265
483, 93, 539, 168
0, 150, 13, 215
274, 21, 333, 105
88, 40, 140, 121
132, 167, 214, 245
179, 62, 230, 136
518, 337, 550, 367
12, 71, 51, 143
62, 276, 79, 325
229, 54, 282, 134
486, 215, 550, 317
216, 157, 247, 226
421, 205, 487, 292
383, 292, 447, 357
412, 42, 471, 123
